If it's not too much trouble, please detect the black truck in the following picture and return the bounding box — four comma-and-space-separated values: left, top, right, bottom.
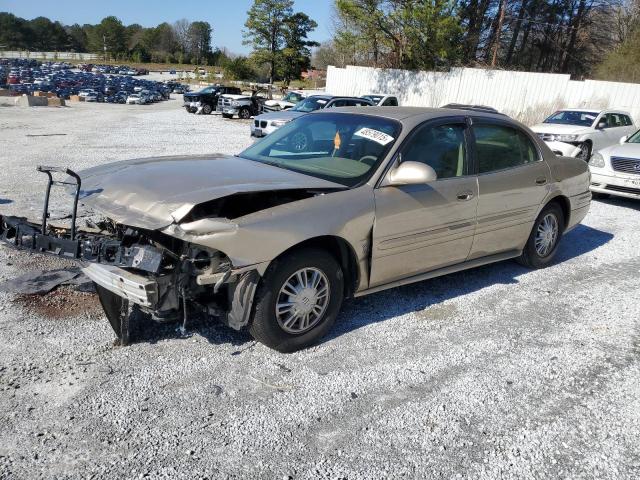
182, 85, 242, 114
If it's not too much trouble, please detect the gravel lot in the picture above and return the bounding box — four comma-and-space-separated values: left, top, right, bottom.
0, 100, 639, 479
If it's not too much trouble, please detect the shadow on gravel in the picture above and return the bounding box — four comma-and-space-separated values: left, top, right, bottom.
326, 224, 613, 341
128, 313, 252, 349
0, 198, 12, 205
594, 196, 640, 212
100, 225, 613, 350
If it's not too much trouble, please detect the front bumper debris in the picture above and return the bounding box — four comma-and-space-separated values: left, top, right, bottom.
83, 263, 159, 307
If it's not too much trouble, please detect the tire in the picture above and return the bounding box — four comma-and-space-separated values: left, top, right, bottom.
202, 104, 213, 114
249, 248, 344, 353
239, 107, 251, 119
288, 129, 312, 153
576, 142, 592, 162
517, 202, 565, 269
95, 284, 154, 346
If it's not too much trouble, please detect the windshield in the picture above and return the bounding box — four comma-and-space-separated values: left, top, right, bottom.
238, 112, 401, 187
627, 129, 640, 143
283, 92, 303, 103
292, 97, 330, 113
543, 110, 598, 127
199, 87, 218, 94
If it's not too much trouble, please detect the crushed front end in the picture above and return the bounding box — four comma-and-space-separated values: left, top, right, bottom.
0, 167, 260, 345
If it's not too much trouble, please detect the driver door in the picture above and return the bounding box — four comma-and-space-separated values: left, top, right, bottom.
370, 118, 478, 287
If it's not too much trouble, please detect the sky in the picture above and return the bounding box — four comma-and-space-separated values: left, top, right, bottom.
0, 0, 334, 54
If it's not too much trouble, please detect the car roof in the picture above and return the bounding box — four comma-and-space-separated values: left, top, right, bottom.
320, 106, 509, 124
558, 108, 632, 115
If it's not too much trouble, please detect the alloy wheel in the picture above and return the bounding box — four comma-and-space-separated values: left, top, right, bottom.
275, 267, 330, 334
535, 213, 559, 257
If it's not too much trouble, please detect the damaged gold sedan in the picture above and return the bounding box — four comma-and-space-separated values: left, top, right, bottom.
0, 107, 591, 352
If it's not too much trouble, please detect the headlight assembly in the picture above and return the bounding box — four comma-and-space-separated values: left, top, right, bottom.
231, 101, 241, 107
271, 120, 290, 127
553, 134, 579, 143
588, 152, 605, 168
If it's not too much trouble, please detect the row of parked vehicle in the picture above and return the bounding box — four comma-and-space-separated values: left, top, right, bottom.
77, 63, 149, 76
0, 58, 183, 105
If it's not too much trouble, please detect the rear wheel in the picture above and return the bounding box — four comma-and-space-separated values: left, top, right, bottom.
517, 203, 565, 269
249, 248, 344, 353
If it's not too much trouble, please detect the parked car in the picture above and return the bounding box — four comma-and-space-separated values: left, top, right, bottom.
219, 93, 265, 119
78, 89, 103, 102
251, 95, 374, 139
0, 107, 591, 352
589, 129, 640, 200
262, 91, 307, 112
530, 109, 636, 161
126, 93, 146, 105
361, 94, 400, 106
183, 85, 242, 114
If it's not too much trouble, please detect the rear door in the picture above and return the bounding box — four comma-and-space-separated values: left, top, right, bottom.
370, 117, 478, 286
469, 119, 551, 260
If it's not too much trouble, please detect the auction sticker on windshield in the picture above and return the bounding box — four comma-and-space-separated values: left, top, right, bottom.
354, 128, 395, 146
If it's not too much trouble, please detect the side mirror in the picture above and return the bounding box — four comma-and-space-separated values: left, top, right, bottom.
386, 161, 437, 186
597, 121, 607, 130
619, 135, 628, 145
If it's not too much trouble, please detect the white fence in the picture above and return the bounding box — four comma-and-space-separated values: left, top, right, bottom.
0, 51, 100, 61
326, 65, 640, 125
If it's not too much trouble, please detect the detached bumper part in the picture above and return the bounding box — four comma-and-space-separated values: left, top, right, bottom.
83, 263, 159, 308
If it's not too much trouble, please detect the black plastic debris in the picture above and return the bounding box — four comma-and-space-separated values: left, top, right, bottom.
0, 267, 91, 295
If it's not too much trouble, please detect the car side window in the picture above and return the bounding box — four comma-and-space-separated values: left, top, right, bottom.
473, 124, 538, 174
382, 97, 398, 106
401, 123, 467, 179
605, 113, 624, 128
622, 115, 633, 126
328, 100, 347, 108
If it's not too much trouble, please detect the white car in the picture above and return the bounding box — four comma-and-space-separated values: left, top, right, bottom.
262, 91, 306, 112
361, 94, 400, 106
126, 94, 146, 105
78, 89, 99, 102
531, 109, 636, 161
589, 129, 640, 200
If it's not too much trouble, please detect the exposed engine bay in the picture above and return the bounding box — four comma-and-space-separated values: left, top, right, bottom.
0, 165, 335, 345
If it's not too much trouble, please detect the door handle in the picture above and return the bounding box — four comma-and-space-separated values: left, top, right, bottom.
457, 191, 474, 201
535, 177, 547, 185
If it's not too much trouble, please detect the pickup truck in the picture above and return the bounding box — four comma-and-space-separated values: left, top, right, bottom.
183, 85, 241, 114
218, 93, 265, 119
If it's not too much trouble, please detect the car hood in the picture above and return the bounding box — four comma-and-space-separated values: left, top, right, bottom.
76, 154, 343, 230
530, 123, 592, 135
255, 110, 306, 121
599, 142, 640, 159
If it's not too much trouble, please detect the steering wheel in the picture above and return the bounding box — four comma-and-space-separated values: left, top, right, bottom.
358, 155, 378, 165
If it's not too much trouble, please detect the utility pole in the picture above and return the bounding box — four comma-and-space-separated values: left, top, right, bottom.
103, 35, 107, 62
491, 0, 507, 67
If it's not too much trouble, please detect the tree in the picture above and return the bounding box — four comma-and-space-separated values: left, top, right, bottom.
243, 0, 294, 83
595, 24, 640, 82
0, 12, 29, 49
187, 21, 212, 64
66, 24, 88, 52
28, 17, 69, 51
334, 0, 462, 70
87, 16, 127, 58
223, 56, 257, 80
280, 13, 319, 83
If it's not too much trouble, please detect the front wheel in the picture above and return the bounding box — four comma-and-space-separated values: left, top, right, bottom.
517, 203, 565, 269
576, 142, 592, 162
249, 248, 344, 353
202, 104, 212, 114
239, 107, 251, 119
